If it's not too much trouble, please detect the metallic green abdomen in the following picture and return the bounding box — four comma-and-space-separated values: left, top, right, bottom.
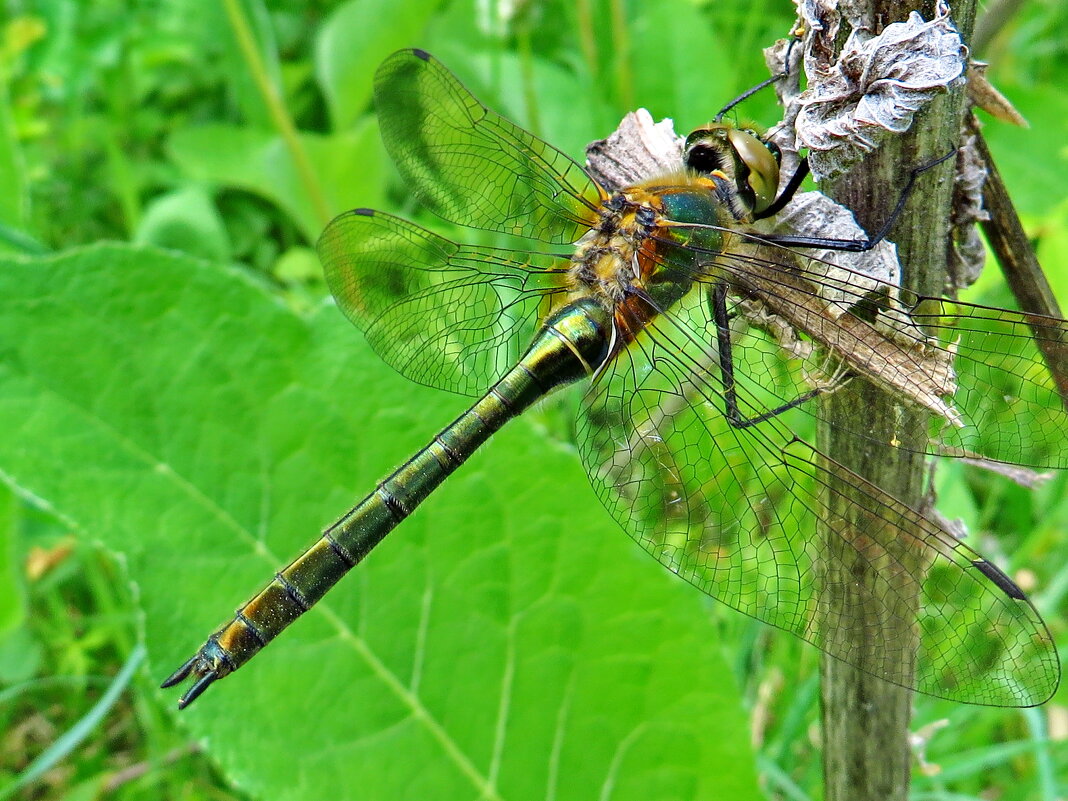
162, 299, 612, 707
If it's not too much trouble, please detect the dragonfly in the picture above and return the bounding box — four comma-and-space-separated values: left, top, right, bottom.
164, 48, 1066, 710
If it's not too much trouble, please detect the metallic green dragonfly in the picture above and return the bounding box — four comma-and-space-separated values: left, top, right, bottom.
164, 48, 1066, 709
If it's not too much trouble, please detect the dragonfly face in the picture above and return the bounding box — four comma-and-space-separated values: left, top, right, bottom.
683, 123, 786, 217
684, 123, 783, 217
165, 47, 1066, 710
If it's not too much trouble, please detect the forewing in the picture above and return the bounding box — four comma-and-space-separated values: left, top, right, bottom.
318, 208, 567, 395
374, 49, 602, 244
577, 294, 1059, 706
682, 232, 1068, 470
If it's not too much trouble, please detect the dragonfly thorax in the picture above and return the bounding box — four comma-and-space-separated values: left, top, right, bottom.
567, 176, 730, 344
568, 193, 649, 307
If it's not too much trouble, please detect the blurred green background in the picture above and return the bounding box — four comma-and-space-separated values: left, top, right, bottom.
0, 0, 1066, 799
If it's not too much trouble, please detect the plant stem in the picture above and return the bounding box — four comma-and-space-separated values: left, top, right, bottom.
816, 2, 977, 800
222, 0, 332, 229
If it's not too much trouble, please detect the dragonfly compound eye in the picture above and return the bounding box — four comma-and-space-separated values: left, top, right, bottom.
683, 127, 732, 176
726, 127, 780, 215
685, 124, 781, 218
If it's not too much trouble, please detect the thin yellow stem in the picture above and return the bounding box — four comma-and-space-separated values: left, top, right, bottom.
222, 0, 332, 229
516, 28, 541, 137
609, 0, 633, 110
575, 0, 599, 85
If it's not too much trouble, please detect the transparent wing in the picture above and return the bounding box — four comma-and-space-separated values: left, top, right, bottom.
577, 290, 1059, 706
374, 49, 603, 244
318, 208, 567, 395
661, 226, 1068, 470
911, 298, 1068, 465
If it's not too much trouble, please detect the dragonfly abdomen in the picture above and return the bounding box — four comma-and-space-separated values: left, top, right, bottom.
163, 298, 613, 708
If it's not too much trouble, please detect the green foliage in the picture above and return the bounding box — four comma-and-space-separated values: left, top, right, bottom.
316, 0, 441, 129
0, 0, 1065, 799
166, 120, 385, 242
0, 244, 760, 800
0, 486, 22, 638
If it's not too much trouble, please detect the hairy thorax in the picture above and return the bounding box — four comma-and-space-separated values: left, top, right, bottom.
566, 173, 733, 341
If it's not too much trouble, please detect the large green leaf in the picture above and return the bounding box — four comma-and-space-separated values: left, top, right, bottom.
167, 121, 385, 241
982, 83, 1068, 217
0, 483, 21, 638
0, 74, 26, 234
628, 2, 736, 133
315, 0, 440, 130
0, 244, 761, 801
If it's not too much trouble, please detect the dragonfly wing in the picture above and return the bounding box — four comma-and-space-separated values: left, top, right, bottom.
374, 49, 603, 244
577, 296, 1059, 706
700, 240, 1068, 470
911, 299, 1068, 467
318, 208, 567, 395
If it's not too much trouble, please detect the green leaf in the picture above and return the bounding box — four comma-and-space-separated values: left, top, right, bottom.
134, 186, 231, 262
0, 483, 22, 637
272, 245, 319, 282
0, 244, 761, 801
167, 120, 385, 241
1036, 199, 1068, 305
0, 65, 28, 232
315, 0, 440, 130
982, 83, 1068, 218
0, 626, 41, 684
629, 3, 735, 134
193, 0, 282, 129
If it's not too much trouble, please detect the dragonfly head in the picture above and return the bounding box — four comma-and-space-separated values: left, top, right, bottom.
684, 124, 781, 217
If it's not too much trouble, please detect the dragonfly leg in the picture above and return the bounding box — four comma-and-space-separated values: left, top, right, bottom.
756, 148, 958, 251
710, 284, 847, 428
713, 33, 802, 121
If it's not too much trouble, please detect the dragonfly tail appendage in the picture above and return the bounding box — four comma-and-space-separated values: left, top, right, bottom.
160, 650, 226, 709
